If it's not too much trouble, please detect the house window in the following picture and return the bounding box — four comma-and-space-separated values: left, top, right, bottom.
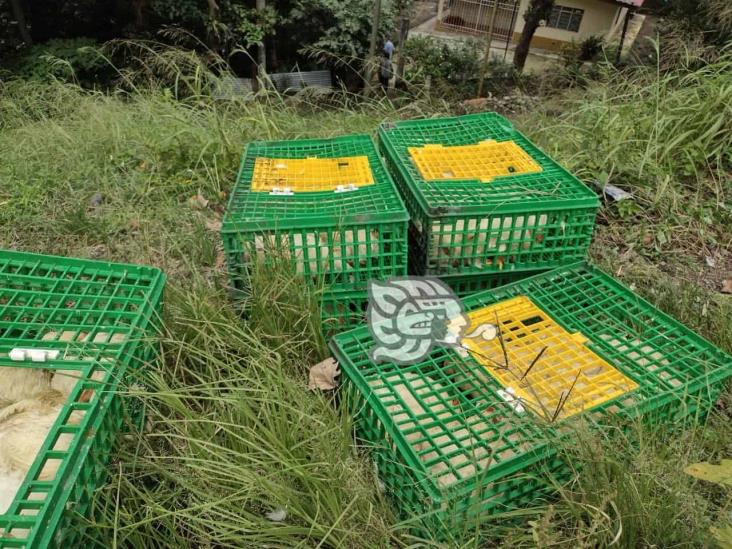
547, 5, 584, 32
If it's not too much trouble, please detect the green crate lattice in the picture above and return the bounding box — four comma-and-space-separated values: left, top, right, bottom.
0, 250, 165, 548
321, 287, 370, 333
439, 270, 548, 299
222, 135, 409, 294
330, 262, 732, 540
378, 113, 600, 277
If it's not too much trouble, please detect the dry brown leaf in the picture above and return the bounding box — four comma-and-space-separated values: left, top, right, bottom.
308, 357, 340, 391
205, 218, 223, 232
642, 232, 653, 246
684, 459, 732, 487
189, 191, 209, 210
722, 279, 732, 294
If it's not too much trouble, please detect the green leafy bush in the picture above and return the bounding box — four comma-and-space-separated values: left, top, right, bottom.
13, 38, 108, 85
403, 36, 479, 97
292, 0, 395, 68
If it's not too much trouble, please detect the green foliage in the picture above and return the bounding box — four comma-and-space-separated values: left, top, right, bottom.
402, 36, 482, 97
152, 0, 277, 49
522, 0, 555, 22
648, 0, 732, 70
554, 35, 609, 87
222, 3, 277, 47
402, 36, 519, 98
404, 36, 479, 82
289, 0, 395, 67
11, 38, 108, 84
0, 0, 24, 58
524, 48, 732, 259
152, 0, 205, 26
663, 0, 732, 45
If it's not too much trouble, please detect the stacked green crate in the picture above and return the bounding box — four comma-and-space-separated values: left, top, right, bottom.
222, 135, 409, 331
378, 113, 600, 292
443, 269, 548, 298
330, 263, 732, 541
0, 249, 165, 548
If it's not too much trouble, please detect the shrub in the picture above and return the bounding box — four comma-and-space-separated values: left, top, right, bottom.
405, 36, 513, 98
11, 38, 109, 85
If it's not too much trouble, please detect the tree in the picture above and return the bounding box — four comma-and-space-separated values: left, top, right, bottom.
395, 11, 410, 81
513, 0, 554, 72
9, 0, 32, 45
255, 0, 266, 74
206, 0, 222, 51
286, 0, 395, 69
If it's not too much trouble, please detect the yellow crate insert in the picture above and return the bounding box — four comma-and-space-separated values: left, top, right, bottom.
251, 155, 375, 192
408, 140, 543, 183
461, 296, 638, 420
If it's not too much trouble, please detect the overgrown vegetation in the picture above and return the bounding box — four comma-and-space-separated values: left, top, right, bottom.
1, 15, 731, 547
0, 0, 398, 83
402, 36, 519, 99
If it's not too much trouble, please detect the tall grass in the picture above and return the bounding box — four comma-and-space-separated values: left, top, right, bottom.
1, 41, 730, 547
525, 47, 732, 203
81, 278, 395, 548
521, 47, 732, 267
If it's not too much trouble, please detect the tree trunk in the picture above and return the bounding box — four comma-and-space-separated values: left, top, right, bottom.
9, 0, 32, 46
365, 0, 383, 88
207, 0, 221, 52
130, 0, 149, 31
395, 14, 410, 82
477, 0, 500, 97
269, 34, 279, 72
255, 0, 268, 93
513, 0, 554, 72
256, 0, 267, 74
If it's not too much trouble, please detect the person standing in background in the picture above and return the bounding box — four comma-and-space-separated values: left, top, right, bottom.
378, 50, 393, 90
383, 38, 395, 59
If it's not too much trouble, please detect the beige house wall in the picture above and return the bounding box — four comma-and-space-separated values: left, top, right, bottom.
512, 0, 622, 51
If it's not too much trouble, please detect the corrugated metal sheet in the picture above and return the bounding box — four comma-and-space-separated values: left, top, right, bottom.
268, 70, 333, 92
214, 77, 254, 99
213, 70, 333, 99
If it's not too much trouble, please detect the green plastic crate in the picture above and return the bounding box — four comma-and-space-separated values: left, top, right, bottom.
329, 262, 732, 540
378, 113, 600, 277
321, 287, 370, 334
222, 135, 410, 294
0, 249, 165, 548
440, 270, 548, 298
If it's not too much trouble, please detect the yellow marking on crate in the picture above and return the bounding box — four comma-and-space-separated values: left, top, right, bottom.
408, 140, 542, 183
251, 155, 374, 192
461, 296, 637, 420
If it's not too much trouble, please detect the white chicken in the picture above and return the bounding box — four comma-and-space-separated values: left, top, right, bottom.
0, 329, 118, 521
430, 214, 549, 269
0, 369, 95, 516
0, 367, 53, 408
285, 229, 380, 275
